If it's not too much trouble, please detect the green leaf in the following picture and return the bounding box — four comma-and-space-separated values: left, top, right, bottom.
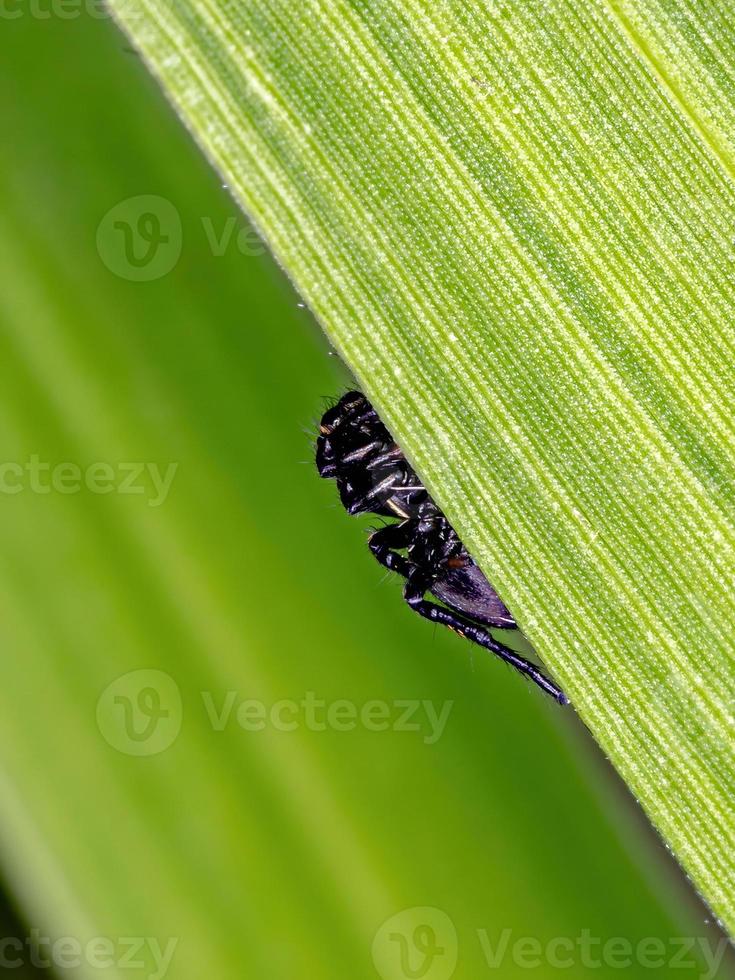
109, 0, 735, 933
7, 13, 729, 978
8, 11, 729, 980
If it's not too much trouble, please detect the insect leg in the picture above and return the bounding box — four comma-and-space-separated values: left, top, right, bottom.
403, 575, 568, 704
368, 522, 414, 578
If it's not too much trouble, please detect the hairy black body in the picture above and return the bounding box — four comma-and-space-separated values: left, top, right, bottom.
316, 391, 567, 704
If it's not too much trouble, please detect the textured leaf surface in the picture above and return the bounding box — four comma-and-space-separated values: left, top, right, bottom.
108, 0, 735, 932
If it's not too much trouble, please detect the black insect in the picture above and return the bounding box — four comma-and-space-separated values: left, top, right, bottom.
316, 391, 568, 704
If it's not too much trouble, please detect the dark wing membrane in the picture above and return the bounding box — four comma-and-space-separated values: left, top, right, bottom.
430, 563, 516, 629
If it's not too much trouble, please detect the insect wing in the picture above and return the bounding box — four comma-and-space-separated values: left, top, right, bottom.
430, 563, 516, 629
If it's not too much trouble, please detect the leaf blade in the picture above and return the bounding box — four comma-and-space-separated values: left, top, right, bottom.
111, 0, 735, 931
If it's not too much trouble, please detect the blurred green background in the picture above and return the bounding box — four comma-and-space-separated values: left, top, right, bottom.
0, 7, 732, 980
